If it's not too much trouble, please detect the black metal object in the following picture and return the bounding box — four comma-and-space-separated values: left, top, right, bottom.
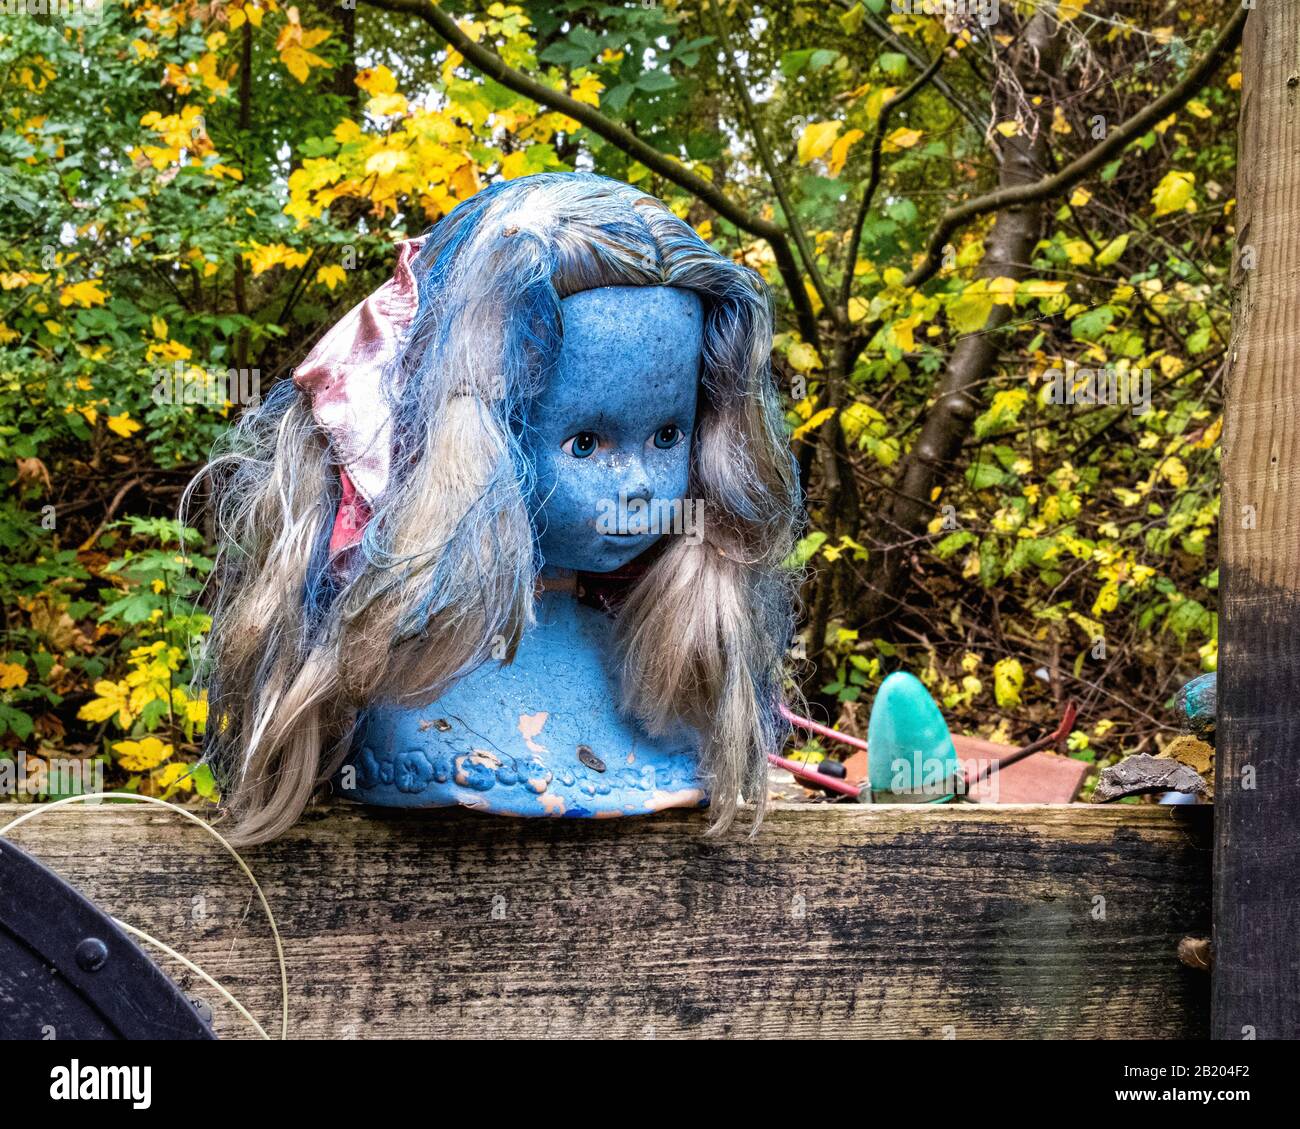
0, 836, 215, 1040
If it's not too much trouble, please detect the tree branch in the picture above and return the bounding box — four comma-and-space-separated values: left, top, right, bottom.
839, 35, 954, 314
358, 0, 823, 345
900, 7, 1247, 294
853, 5, 990, 136
710, 4, 840, 327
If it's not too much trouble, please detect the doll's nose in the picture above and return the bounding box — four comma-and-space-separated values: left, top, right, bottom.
620, 462, 653, 503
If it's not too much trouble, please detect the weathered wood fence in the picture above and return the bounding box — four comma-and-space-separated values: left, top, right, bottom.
4, 801, 1210, 1038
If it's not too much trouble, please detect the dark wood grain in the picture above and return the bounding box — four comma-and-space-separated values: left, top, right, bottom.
1218, 2, 1300, 1041
1, 802, 1211, 1039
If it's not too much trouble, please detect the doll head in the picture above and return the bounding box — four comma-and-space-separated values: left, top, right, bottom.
198, 172, 801, 844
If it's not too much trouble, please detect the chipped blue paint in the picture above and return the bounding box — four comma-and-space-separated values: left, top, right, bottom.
339, 286, 708, 817
340, 589, 707, 816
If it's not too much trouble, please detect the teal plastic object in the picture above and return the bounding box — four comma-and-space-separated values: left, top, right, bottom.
867, 672, 960, 802
1175, 671, 1216, 741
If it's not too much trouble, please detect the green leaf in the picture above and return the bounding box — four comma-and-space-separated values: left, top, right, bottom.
934, 531, 976, 559
1070, 305, 1116, 341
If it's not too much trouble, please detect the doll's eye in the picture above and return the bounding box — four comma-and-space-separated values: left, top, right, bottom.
563, 431, 599, 458
653, 424, 681, 450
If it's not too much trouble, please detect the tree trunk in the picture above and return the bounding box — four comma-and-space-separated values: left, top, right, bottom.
862, 10, 1064, 629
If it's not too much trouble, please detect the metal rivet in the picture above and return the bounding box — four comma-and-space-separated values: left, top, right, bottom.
577, 746, 606, 773
75, 937, 109, 972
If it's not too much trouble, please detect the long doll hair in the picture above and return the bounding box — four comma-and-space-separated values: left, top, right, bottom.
192, 172, 801, 845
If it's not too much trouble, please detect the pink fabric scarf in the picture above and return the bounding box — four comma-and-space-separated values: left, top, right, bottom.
292, 236, 426, 554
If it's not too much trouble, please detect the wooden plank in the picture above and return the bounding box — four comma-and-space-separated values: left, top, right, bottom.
0, 802, 1210, 1039
1218, 2, 1300, 1040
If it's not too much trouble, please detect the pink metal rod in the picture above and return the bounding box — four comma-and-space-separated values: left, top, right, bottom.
779, 703, 870, 753
767, 753, 862, 798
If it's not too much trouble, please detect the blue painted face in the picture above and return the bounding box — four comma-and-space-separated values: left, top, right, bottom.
529, 286, 704, 573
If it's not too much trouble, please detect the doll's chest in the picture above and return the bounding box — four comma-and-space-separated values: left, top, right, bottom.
335, 594, 706, 817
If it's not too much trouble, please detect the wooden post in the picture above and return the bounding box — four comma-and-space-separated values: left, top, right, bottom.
1217, 0, 1300, 1040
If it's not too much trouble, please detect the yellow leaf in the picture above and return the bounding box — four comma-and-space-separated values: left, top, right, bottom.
787, 341, 823, 373
1095, 233, 1129, 267
1159, 456, 1189, 488
571, 72, 605, 108
827, 128, 865, 177
0, 662, 28, 690
78, 680, 133, 729
315, 264, 347, 291
890, 314, 921, 352
59, 279, 107, 307
1228, 72, 1242, 91
948, 283, 994, 334
499, 150, 529, 180
993, 658, 1024, 708
152, 761, 195, 794
1018, 279, 1068, 299
988, 276, 1018, 306
365, 148, 409, 177
798, 120, 842, 165
281, 45, 332, 83
151, 315, 168, 339
367, 92, 408, 117
1063, 240, 1094, 265
994, 120, 1021, 137
1069, 187, 1091, 208
1186, 101, 1212, 120
356, 65, 398, 95
183, 693, 209, 729
1152, 170, 1195, 217
882, 126, 922, 152
792, 406, 836, 442
840, 400, 883, 445
113, 736, 174, 773
106, 414, 142, 438
1091, 579, 1120, 617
